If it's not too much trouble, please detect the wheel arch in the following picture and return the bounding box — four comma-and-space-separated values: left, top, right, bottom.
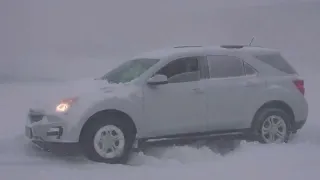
79, 109, 137, 143
251, 100, 295, 129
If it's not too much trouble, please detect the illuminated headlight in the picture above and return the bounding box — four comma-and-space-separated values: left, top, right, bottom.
55, 97, 78, 113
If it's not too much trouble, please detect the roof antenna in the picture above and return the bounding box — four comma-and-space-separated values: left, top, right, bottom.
249, 36, 255, 46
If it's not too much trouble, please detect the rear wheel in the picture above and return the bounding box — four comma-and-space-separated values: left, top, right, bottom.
252, 108, 291, 144
80, 117, 135, 164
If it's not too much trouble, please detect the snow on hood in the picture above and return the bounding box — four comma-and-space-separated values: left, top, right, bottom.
30, 78, 141, 111
56, 78, 139, 98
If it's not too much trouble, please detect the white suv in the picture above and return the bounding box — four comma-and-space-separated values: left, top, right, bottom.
25, 45, 308, 164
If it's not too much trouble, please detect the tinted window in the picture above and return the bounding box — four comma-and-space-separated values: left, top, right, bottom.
244, 62, 257, 75
255, 54, 297, 74
207, 55, 244, 78
156, 57, 200, 83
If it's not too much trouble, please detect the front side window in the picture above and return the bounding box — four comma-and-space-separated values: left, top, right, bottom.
155, 57, 200, 83
101, 58, 159, 83
207, 55, 245, 78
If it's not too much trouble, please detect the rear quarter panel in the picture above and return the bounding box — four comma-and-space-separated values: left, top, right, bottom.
236, 52, 308, 126
251, 75, 308, 125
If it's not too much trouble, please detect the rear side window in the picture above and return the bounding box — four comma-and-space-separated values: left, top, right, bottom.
244, 62, 257, 75
255, 54, 297, 74
207, 55, 244, 78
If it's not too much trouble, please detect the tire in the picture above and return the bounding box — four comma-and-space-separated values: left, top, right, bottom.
80, 116, 135, 164
251, 108, 291, 144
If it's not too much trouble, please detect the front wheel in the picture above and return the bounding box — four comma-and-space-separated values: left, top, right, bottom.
252, 108, 291, 144
80, 118, 135, 164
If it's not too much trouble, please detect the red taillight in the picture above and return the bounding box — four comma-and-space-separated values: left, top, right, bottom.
293, 79, 305, 95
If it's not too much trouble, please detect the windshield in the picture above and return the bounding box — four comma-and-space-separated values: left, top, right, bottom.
101, 58, 159, 83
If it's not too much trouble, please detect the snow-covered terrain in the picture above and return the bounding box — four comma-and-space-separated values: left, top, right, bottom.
1, 0, 320, 179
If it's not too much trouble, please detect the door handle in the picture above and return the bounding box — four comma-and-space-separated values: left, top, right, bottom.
192, 87, 204, 93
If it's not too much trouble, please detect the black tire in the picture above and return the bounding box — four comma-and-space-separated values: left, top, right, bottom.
80, 116, 135, 164
251, 108, 292, 144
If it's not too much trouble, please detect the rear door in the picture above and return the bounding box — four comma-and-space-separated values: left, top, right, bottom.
204, 55, 260, 131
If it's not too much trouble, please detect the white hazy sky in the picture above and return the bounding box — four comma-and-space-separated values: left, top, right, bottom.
1, 0, 320, 82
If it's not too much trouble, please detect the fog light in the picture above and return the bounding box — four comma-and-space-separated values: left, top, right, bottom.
47, 127, 63, 139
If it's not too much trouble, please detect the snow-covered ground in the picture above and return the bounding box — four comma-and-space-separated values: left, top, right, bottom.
0, 74, 319, 180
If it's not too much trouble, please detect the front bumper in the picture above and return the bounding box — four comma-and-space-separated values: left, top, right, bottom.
31, 140, 81, 155
25, 109, 80, 143
291, 119, 307, 133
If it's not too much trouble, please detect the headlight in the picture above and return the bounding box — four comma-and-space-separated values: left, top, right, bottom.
56, 97, 78, 113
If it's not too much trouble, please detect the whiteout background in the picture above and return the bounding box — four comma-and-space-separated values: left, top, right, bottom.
1, 0, 320, 180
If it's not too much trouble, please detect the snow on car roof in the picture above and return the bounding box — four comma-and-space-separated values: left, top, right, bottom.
133, 45, 278, 60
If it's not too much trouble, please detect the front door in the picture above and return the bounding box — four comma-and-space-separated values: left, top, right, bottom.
143, 56, 208, 138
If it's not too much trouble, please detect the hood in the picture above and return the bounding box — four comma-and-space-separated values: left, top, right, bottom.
30, 78, 140, 111
55, 78, 139, 99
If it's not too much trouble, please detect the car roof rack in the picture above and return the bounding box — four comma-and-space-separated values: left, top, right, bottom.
174, 45, 202, 48
220, 45, 245, 49
221, 37, 258, 49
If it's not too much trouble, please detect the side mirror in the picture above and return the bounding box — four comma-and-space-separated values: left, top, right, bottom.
147, 74, 168, 85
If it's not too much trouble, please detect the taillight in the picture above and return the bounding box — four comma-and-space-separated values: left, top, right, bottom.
293, 79, 305, 95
